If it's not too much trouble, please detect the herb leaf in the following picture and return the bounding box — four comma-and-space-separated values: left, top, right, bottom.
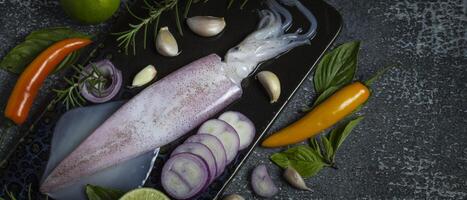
85, 184, 125, 200
327, 116, 365, 157
271, 117, 365, 178
270, 146, 325, 177
314, 41, 360, 94
312, 85, 340, 107
0, 27, 90, 74
309, 138, 322, 158
321, 136, 334, 162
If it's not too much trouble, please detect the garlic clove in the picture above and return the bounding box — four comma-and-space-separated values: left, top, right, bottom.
283, 167, 311, 191
131, 65, 157, 87
222, 194, 245, 200
187, 16, 226, 37
257, 71, 281, 103
155, 27, 179, 57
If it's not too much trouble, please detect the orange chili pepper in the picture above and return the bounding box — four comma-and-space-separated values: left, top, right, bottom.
262, 82, 370, 148
5, 38, 92, 125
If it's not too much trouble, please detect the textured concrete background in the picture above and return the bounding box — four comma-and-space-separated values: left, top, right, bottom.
225, 0, 467, 199
0, 0, 466, 199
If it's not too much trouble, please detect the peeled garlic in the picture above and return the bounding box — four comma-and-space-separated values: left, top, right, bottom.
131, 65, 157, 87
155, 27, 179, 57
283, 167, 311, 191
187, 16, 226, 37
222, 194, 245, 200
257, 71, 281, 103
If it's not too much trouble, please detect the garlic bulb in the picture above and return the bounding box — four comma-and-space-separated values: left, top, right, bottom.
155, 27, 179, 57
131, 65, 157, 87
283, 167, 311, 191
223, 194, 245, 200
187, 16, 226, 37
257, 71, 281, 103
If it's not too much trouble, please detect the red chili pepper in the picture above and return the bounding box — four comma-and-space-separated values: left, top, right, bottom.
5, 38, 92, 125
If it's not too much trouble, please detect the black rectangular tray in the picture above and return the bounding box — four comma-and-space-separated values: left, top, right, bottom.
0, 0, 342, 199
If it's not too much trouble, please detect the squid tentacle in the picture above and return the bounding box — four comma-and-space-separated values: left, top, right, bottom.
280, 0, 318, 40
224, 0, 318, 83
266, 0, 292, 31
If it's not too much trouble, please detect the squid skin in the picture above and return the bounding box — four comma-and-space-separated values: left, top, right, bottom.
41, 0, 318, 194
41, 54, 242, 193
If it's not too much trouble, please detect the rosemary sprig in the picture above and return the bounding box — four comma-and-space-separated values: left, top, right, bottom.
52, 64, 108, 110
114, 0, 179, 55
115, 0, 250, 55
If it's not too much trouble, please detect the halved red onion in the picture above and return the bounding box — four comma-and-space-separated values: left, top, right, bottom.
79, 59, 122, 103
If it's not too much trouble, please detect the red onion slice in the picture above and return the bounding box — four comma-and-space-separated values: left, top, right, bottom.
79, 59, 122, 103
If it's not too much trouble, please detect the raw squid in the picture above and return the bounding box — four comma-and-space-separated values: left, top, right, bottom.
40, 0, 317, 194
42, 101, 159, 200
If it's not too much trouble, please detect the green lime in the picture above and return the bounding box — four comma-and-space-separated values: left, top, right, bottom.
119, 188, 170, 200
60, 0, 121, 24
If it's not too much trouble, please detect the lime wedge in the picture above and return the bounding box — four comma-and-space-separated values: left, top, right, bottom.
119, 188, 170, 200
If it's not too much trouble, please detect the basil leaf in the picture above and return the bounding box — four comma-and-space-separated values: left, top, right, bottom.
309, 138, 323, 158
0, 27, 90, 74
314, 41, 360, 94
312, 85, 340, 107
321, 136, 334, 162
327, 116, 364, 155
85, 184, 125, 200
270, 146, 325, 177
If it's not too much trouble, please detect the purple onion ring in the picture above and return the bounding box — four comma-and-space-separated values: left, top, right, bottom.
79, 59, 122, 103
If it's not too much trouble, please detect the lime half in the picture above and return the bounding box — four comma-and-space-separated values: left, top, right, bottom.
120, 188, 170, 200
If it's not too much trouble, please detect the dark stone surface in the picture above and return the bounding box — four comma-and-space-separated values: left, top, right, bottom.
0, 0, 465, 199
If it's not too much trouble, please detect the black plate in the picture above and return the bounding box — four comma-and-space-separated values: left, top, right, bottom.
0, 0, 341, 199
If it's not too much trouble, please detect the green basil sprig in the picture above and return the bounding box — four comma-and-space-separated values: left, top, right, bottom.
270, 117, 364, 177
0, 27, 90, 74
314, 41, 360, 94
85, 184, 125, 200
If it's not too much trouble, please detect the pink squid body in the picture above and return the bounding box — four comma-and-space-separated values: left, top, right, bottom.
40, 54, 242, 193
